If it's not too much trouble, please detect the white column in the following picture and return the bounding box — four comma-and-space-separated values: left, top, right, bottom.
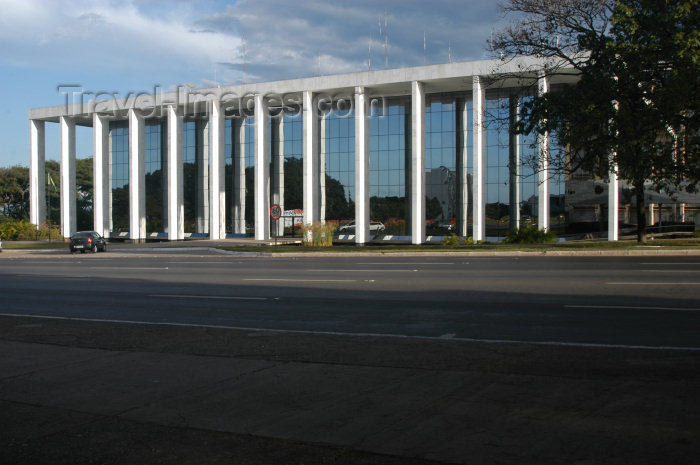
410, 81, 426, 244
93, 114, 109, 237
319, 113, 327, 223
472, 76, 486, 241
538, 73, 550, 231
196, 120, 210, 234
509, 96, 521, 232
272, 116, 285, 236
355, 86, 370, 244
128, 109, 145, 241
232, 118, 246, 234
457, 100, 469, 237
59, 116, 76, 238
167, 105, 184, 241
254, 94, 270, 240
29, 119, 46, 227
302, 90, 320, 225
209, 100, 226, 240
608, 164, 619, 241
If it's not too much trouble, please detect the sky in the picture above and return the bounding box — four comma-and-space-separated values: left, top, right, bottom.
0, 0, 505, 168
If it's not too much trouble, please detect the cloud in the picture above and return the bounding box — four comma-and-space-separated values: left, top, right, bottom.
0, 0, 503, 88
0, 0, 239, 80
195, 0, 503, 84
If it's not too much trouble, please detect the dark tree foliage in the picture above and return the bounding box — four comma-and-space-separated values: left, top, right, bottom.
283, 157, 303, 210
0, 166, 29, 220
1, 159, 94, 229
490, 0, 700, 241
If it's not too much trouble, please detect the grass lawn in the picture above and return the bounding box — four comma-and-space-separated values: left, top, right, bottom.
219, 237, 700, 254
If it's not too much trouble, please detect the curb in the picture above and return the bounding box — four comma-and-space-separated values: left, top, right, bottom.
3, 246, 700, 258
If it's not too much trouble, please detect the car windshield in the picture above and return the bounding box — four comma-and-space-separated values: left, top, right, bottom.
71, 232, 92, 238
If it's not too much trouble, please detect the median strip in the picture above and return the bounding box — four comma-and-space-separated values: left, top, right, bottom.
149, 294, 268, 301
565, 304, 700, 312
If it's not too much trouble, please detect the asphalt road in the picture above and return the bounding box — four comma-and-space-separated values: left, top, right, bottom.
2, 252, 699, 348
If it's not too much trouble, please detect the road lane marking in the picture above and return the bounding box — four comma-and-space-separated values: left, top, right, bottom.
89, 266, 170, 270
565, 305, 700, 312
639, 262, 700, 265
607, 282, 700, 285
356, 262, 455, 265
305, 269, 419, 272
150, 294, 268, 301
638, 270, 700, 273
1, 313, 698, 351
244, 278, 358, 283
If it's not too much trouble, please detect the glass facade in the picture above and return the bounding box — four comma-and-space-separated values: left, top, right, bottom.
97, 86, 636, 243
549, 137, 567, 233
283, 112, 303, 211
226, 115, 255, 235
370, 99, 409, 235
183, 119, 209, 234
109, 121, 129, 233
323, 107, 355, 228
485, 98, 511, 239
145, 121, 166, 233
425, 94, 471, 236
242, 117, 255, 233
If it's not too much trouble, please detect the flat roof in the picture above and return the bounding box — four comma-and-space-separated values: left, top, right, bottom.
29, 56, 579, 124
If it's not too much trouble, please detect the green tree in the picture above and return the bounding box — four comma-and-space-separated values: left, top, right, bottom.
490, 0, 700, 241
0, 166, 29, 220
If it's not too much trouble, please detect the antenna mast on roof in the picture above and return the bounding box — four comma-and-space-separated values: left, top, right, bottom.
368, 32, 372, 70
384, 11, 388, 69
423, 30, 426, 65
242, 35, 247, 84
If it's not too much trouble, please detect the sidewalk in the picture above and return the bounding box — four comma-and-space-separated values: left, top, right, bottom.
1, 315, 699, 464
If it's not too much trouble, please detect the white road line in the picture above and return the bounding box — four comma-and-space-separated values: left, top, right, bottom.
89, 267, 169, 270
607, 282, 700, 285
639, 262, 700, 265
1, 313, 698, 351
150, 294, 268, 301
244, 278, 358, 283
305, 269, 419, 272
565, 304, 700, 312
639, 270, 700, 273
356, 262, 455, 265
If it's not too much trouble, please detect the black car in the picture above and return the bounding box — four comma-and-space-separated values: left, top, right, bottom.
69, 231, 107, 254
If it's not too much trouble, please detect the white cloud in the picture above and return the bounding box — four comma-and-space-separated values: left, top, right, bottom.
196, 0, 504, 83
0, 0, 503, 86
0, 0, 240, 80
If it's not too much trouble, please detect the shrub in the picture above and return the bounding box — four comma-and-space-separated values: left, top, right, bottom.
301, 222, 335, 247
504, 225, 556, 244
442, 232, 474, 246
694, 228, 700, 238
0, 218, 62, 241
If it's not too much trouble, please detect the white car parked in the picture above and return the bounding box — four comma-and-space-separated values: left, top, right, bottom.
337, 221, 386, 234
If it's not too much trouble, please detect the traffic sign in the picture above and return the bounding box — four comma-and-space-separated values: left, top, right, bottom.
270, 204, 282, 221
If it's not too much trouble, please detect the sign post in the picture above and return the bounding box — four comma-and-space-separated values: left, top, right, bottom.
270, 204, 282, 246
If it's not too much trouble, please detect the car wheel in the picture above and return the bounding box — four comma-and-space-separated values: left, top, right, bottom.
92, 244, 98, 253
102, 244, 107, 252
80, 250, 85, 254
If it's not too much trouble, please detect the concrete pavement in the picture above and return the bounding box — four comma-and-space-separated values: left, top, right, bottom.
1, 315, 699, 464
